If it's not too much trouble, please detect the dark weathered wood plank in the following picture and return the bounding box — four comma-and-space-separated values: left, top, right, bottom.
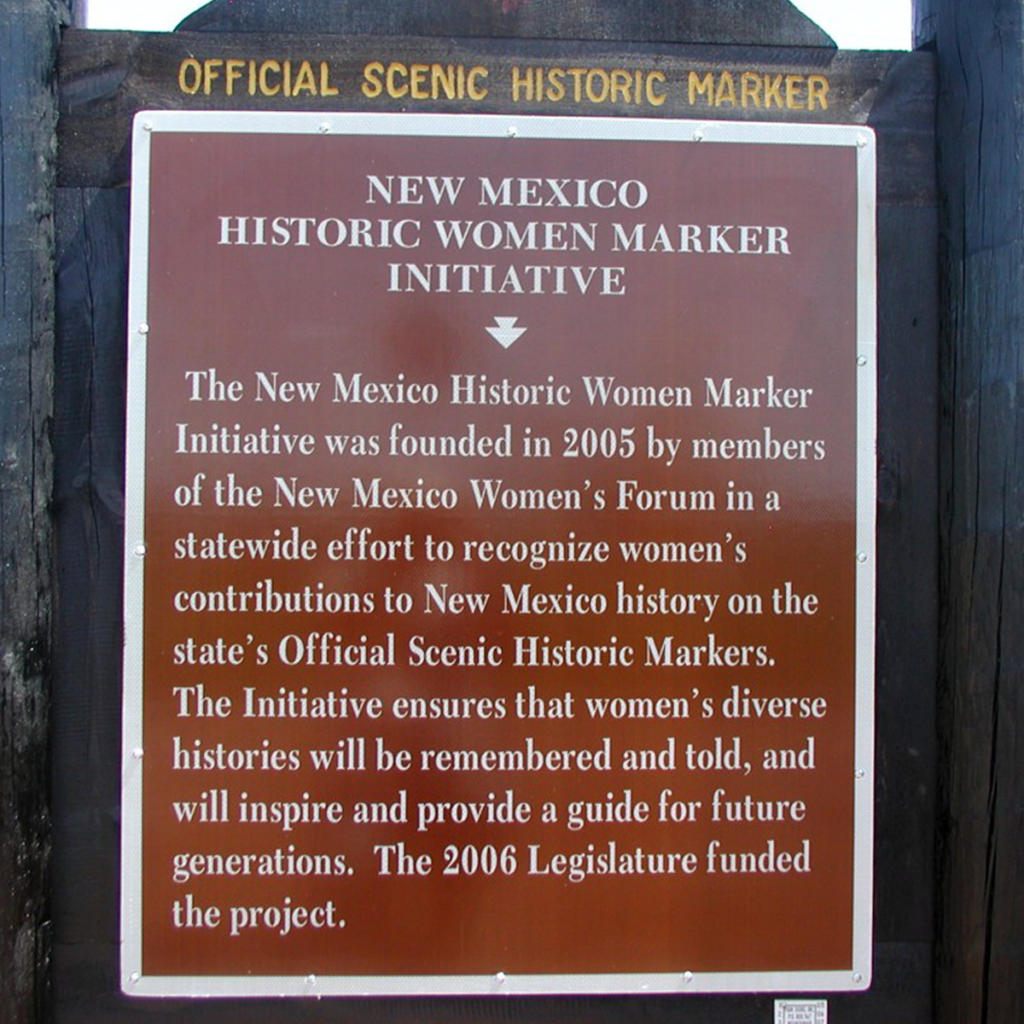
57, 28, 935, 202
176, 0, 835, 47
914, 2, 1024, 1022
0, 1, 67, 1022
51, 185, 129, 999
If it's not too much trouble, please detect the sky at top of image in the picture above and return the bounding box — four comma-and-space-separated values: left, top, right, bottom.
83, 0, 914, 50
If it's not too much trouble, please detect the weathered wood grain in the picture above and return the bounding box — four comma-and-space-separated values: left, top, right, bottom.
914, 1, 1024, 1022
57, 28, 936, 204
0, 1, 68, 1023
176, 0, 835, 48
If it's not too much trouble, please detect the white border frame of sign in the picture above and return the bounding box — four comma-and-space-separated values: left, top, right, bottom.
121, 110, 877, 999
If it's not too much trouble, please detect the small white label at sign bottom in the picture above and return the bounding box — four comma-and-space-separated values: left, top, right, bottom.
775, 999, 827, 1024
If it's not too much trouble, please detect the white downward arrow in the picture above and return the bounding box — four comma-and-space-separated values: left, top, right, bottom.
486, 316, 527, 348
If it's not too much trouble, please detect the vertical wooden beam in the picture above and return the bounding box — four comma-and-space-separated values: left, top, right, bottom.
0, 0, 66, 1021
913, 2, 1024, 1021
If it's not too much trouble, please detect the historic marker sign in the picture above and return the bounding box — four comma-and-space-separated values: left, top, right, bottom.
122, 112, 875, 996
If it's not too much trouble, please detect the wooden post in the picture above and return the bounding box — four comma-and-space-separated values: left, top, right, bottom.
913, 2, 1024, 1021
0, 0, 66, 1021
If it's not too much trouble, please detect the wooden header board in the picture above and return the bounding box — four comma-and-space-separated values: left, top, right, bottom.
58, 30, 928, 203
122, 110, 876, 997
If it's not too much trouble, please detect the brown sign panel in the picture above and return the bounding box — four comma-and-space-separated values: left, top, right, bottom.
122, 112, 875, 996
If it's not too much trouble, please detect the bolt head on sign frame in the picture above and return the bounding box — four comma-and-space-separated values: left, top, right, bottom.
122, 111, 875, 998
